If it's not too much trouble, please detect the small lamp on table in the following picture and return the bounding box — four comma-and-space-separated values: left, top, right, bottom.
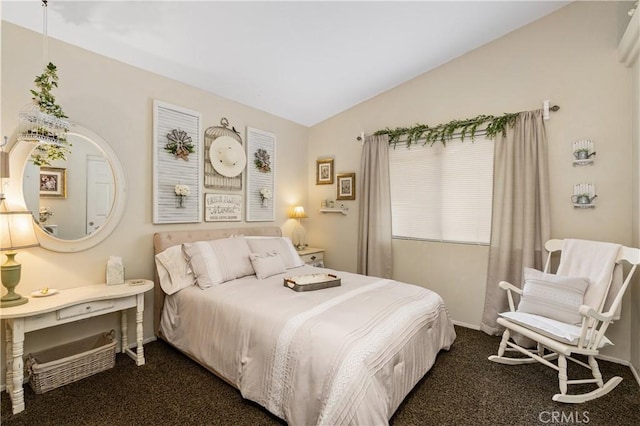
290, 206, 308, 250
0, 197, 40, 307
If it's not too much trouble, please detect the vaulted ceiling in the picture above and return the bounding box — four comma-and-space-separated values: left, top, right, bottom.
3, 1, 570, 126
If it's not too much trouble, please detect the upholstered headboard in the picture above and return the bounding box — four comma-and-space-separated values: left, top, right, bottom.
152, 226, 282, 337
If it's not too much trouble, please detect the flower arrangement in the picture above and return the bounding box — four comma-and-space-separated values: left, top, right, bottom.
259, 187, 272, 207
174, 184, 190, 208
39, 206, 54, 224
254, 148, 271, 173
174, 184, 191, 196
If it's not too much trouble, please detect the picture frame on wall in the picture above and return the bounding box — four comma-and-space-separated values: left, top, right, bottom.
316, 158, 334, 185
39, 167, 66, 198
336, 173, 356, 200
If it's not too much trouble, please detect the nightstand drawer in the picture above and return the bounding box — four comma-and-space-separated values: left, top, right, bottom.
299, 252, 324, 267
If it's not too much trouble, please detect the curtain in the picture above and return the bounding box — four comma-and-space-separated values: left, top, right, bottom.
357, 134, 392, 278
481, 110, 551, 336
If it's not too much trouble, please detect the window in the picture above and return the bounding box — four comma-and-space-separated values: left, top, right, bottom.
388, 137, 494, 244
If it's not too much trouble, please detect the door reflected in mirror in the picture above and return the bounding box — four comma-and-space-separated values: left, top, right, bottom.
23, 133, 115, 241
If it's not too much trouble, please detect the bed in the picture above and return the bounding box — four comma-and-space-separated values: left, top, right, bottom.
153, 226, 455, 425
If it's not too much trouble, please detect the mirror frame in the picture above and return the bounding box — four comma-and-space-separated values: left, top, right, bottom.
8, 124, 127, 252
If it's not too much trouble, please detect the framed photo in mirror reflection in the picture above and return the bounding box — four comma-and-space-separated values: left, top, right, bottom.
39, 167, 66, 198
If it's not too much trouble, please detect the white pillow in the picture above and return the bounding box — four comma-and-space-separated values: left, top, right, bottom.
516, 267, 589, 325
245, 236, 304, 269
182, 237, 254, 289
250, 252, 286, 279
155, 245, 195, 295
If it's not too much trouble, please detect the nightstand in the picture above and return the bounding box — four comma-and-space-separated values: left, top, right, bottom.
297, 247, 325, 267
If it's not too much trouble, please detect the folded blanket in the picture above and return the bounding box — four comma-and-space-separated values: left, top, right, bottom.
557, 239, 621, 318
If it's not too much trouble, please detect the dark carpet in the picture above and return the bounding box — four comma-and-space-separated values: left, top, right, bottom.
2, 326, 638, 425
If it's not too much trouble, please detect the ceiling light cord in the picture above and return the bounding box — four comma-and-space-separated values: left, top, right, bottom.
42, 0, 48, 67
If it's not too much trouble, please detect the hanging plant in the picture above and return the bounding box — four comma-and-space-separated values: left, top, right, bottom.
254, 148, 271, 173
374, 112, 519, 148
165, 129, 195, 160
25, 62, 71, 166
31, 62, 67, 119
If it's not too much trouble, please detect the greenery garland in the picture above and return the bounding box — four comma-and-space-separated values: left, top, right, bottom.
373, 112, 519, 148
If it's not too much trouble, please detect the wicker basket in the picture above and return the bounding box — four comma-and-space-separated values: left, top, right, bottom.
26, 330, 116, 394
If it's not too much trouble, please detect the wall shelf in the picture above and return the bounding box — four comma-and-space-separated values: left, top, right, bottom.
319, 208, 348, 215
572, 159, 594, 167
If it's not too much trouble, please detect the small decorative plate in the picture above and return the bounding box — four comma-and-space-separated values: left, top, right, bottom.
31, 288, 58, 297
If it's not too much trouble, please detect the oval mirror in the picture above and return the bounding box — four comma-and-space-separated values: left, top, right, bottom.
10, 124, 127, 252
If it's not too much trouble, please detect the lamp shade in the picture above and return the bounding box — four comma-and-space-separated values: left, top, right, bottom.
290, 206, 307, 219
0, 207, 40, 251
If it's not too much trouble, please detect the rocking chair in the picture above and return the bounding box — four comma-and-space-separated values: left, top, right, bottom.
488, 239, 640, 403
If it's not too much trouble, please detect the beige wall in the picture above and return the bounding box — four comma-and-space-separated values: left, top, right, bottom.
631, 52, 639, 377
308, 2, 635, 360
623, 10, 640, 374
1, 22, 308, 381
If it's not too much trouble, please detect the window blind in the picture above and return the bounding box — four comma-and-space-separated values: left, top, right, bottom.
389, 137, 494, 244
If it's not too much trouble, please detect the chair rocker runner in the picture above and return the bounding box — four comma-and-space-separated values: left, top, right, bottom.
488, 239, 640, 403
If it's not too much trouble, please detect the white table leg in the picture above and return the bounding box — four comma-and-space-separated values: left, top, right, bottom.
5, 321, 14, 396
121, 310, 128, 353
135, 293, 145, 366
8, 319, 25, 414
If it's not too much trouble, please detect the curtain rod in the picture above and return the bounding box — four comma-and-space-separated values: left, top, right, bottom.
356, 101, 560, 143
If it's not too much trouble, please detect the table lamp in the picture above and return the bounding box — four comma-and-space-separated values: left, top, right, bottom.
290, 206, 308, 250
1, 197, 40, 307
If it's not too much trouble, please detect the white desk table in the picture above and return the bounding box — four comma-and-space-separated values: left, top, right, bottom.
0, 280, 153, 414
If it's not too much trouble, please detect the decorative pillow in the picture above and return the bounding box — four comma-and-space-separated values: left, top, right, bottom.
250, 252, 287, 279
182, 237, 254, 289
245, 236, 304, 269
516, 267, 589, 325
155, 245, 195, 295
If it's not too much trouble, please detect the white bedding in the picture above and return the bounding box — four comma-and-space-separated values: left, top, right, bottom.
160, 265, 455, 425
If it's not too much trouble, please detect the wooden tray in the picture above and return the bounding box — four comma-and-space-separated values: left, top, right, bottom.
284, 273, 341, 292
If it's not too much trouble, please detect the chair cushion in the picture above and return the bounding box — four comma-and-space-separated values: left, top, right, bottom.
516, 268, 589, 325
499, 311, 612, 348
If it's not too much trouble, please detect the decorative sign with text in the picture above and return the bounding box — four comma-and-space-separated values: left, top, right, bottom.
205, 193, 242, 222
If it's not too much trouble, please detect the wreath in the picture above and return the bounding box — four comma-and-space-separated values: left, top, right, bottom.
254, 148, 271, 173
165, 129, 195, 160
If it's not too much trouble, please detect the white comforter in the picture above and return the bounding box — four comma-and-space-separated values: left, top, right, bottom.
160, 265, 455, 425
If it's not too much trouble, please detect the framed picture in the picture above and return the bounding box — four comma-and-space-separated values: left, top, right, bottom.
205, 193, 242, 222
39, 167, 66, 198
316, 158, 334, 185
336, 173, 356, 200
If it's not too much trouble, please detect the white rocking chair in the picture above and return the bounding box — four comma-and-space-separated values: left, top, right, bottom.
488, 239, 640, 403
